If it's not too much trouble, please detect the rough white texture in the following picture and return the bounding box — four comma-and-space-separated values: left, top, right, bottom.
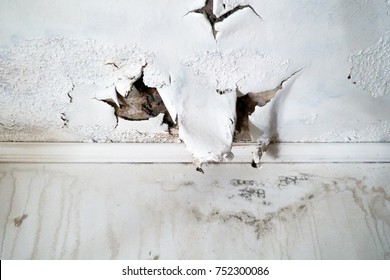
0, 38, 174, 143
348, 35, 390, 97
304, 120, 390, 143
183, 50, 289, 93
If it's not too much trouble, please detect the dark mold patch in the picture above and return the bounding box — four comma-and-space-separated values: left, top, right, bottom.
190, 201, 310, 239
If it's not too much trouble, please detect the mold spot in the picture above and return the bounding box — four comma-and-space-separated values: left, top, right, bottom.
13, 214, 28, 227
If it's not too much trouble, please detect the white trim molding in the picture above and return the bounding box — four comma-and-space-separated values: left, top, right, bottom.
0, 143, 389, 163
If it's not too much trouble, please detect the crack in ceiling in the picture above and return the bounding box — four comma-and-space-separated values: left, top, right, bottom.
187, 0, 262, 38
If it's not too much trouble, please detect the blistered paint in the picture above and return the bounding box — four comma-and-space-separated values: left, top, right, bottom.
348, 35, 390, 97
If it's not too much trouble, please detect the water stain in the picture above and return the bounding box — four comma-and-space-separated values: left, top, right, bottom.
190, 198, 310, 239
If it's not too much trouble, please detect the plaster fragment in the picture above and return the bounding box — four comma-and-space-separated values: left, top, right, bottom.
95, 85, 119, 107
115, 78, 133, 98
64, 85, 118, 129
172, 68, 236, 165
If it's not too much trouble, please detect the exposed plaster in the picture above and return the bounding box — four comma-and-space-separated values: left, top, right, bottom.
98, 70, 174, 127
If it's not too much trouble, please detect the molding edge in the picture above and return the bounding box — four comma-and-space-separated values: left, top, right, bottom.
0, 143, 389, 163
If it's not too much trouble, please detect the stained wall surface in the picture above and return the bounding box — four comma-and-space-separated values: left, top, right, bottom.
1, 0, 390, 260
1, 163, 389, 259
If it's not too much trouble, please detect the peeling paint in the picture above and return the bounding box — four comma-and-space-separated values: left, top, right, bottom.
235, 70, 301, 142
0, 38, 174, 143
1, 0, 389, 163
175, 68, 237, 165
186, 0, 262, 39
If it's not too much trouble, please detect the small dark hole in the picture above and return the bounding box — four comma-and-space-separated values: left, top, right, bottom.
196, 167, 204, 174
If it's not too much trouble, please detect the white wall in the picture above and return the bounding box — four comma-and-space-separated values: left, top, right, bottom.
1, 162, 389, 259
1, 1, 390, 259
1, 1, 389, 159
